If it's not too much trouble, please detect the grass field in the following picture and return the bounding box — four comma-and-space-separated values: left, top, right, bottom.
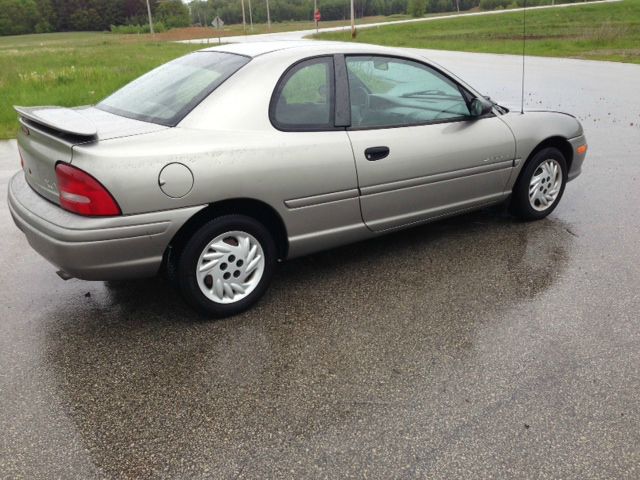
314, 0, 640, 64
0, 32, 204, 139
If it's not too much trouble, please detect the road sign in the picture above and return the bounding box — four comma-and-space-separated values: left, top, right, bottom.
314, 10, 321, 22
211, 16, 224, 29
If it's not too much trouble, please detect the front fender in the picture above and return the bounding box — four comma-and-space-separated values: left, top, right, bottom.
499, 111, 586, 186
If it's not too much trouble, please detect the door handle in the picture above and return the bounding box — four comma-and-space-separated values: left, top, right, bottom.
364, 146, 390, 161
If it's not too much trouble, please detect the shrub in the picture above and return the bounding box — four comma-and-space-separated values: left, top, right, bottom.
479, 0, 511, 10
110, 22, 167, 34
34, 20, 53, 34
409, 0, 427, 17
157, 0, 191, 28
0, 0, 39, 35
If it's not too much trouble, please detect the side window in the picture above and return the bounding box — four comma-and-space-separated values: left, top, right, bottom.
271, 57, 334, 130
346, 56, 471, 129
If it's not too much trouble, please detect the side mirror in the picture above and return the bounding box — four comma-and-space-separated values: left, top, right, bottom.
470, 98, 492, 117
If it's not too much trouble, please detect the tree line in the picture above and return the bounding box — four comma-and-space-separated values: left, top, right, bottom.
189, 0, 484, 25
1, 0, 589, 36
0, 0, 190, 36
183, 0, 586, 26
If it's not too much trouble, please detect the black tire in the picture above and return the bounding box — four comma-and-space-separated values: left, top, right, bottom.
165, 244, 180, 289
173, 214, 277, 318
511, 147, 568, 221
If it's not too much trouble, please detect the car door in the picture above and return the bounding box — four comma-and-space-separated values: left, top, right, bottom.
267, 55, 364, 257
343, 55, 516, 232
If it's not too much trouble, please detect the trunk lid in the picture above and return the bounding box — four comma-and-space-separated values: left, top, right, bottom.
16, 106, 166, 205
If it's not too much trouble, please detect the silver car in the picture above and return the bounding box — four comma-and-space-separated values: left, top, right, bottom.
8, 41, 587, 317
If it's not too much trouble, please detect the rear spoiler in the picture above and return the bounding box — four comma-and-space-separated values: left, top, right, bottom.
14, 106, 98, 139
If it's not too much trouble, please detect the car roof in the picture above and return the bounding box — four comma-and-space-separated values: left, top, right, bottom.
199, 40, 402, 58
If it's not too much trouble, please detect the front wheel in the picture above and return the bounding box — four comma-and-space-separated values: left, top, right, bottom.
511, 147, 567, 220
175, 215, 276, 318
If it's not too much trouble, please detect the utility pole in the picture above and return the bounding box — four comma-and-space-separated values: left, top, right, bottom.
350, 0, 355, 38
456, 0, 460, 13
241, 0, 246, 34
266, 0, 271, 31
145, 0, 154, 35
248, 0, 254, 31
314, 0, 317, 32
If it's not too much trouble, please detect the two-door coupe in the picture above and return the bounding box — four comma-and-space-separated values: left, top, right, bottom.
8, 41, 587, 317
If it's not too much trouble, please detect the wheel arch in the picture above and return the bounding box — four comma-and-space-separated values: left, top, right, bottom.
515, 136, 573, 188
165, 198, 289, 264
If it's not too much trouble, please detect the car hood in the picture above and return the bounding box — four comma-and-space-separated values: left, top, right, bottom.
499, 110, 583, 139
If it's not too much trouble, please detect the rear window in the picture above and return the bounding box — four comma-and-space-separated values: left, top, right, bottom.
97, 51, 249, 126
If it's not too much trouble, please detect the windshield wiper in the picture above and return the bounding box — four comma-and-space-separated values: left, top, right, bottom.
401, 89, 460, 99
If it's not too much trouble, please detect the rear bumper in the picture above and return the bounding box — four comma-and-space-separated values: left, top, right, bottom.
8, 172, 206, 280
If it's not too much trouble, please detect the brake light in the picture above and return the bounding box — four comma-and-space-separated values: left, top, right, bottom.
55, 163, 121, 216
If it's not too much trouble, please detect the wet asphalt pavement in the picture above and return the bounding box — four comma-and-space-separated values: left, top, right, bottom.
1, 50, 639, 479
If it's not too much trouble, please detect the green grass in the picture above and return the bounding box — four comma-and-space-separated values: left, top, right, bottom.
314, 0, 640, 64
0, 32, 202, 139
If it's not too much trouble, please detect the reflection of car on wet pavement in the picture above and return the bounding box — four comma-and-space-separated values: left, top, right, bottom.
39, 210, 572, 478
8, 41, 587, 318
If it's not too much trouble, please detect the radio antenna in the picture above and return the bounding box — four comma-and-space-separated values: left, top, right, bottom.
520, 0, 527, 114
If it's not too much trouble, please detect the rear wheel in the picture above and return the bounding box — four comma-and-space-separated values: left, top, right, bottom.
511, 147, 567, 220
174, 215, 276, 318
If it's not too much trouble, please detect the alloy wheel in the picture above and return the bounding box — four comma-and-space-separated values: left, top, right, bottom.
528, 159, 563, 212
195, 231, 265, 304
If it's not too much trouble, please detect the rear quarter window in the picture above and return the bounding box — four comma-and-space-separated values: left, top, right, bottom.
270, 57, 335, 131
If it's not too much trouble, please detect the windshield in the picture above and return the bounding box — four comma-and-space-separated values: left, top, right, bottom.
97, 51, 249, 126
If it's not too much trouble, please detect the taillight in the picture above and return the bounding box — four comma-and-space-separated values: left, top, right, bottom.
55, 163, 121, 216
